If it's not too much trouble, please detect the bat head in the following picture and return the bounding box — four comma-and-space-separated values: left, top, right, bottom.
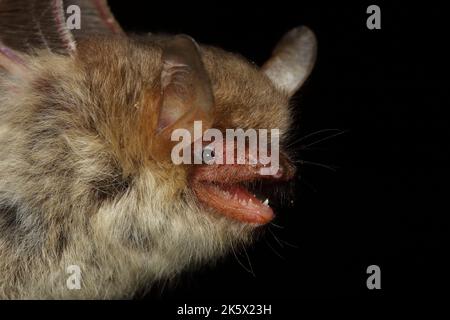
0, 0, 316, 298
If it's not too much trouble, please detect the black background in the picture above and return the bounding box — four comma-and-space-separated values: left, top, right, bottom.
107, 0, 448, 301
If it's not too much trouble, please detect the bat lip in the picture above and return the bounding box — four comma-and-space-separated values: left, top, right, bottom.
192, 181, 274, 224
189, 154, 295, 225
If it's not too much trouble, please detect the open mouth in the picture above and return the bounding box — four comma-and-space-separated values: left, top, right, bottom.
190, 152, 296, 225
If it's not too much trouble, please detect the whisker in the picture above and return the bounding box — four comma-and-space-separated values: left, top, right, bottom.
294, 146, 328, 152
269, 222, 285, 229
230, 241, 255, 276
278, 238, 299, 249
296, 159, 338, 172
299, 129, 348, 150
265, 238, 285, 260
268, 227, 299, 251
240, 243, 255, 277
268, 227, 284, 248
288, 128, 343, 147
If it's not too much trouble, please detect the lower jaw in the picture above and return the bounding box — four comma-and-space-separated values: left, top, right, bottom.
192, 182, 274, 225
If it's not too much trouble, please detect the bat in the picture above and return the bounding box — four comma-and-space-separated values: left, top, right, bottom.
0, 0, 316, 298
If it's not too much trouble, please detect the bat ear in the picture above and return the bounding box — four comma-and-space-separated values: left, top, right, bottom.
262, 26, 317, 97
152, 35, 215, 160
0, 0, 123, 56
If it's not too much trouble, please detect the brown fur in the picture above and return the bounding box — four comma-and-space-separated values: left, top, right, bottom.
0, 35, 292, 299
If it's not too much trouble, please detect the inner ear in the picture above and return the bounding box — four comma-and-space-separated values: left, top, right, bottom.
152, 35, 215, 160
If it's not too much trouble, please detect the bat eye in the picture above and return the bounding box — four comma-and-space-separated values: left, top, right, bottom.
202, 147, 216, 164
192, 146, 216, 165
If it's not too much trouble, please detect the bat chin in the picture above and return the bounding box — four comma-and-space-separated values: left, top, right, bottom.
189, 156, 295, 225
